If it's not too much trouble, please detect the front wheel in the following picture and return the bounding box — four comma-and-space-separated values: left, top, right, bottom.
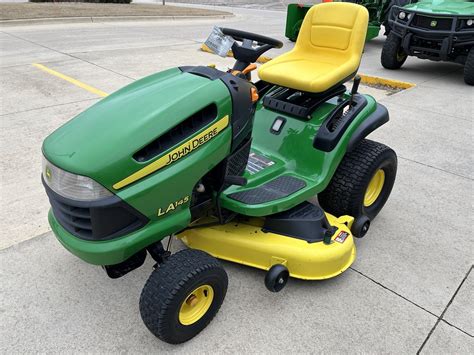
318, 139, 397, 220
139, 249, 228, 344
381, 33, 408, 70
464, 47, 474, 85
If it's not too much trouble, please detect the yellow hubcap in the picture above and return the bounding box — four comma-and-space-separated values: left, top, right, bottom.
178, 285, 214, 326
364, 169, 385, 207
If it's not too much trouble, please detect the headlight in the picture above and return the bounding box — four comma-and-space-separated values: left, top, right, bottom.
399, 11, 407, 20
467, 19, 473, 27
42, 156, 113, 201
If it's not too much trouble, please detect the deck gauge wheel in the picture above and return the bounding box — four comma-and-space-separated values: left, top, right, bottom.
351, 215, 371, 238
265, 264, 289, 292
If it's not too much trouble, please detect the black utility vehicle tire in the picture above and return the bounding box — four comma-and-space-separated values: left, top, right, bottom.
464, 47, 474, 85
381, 33, 408, 69
139, 249, 228, 344
318, 139, 397, 220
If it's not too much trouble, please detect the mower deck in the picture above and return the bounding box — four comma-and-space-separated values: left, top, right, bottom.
178, 212, 356, 280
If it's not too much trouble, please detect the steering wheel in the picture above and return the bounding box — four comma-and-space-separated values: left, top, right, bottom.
220, 28, 283, 71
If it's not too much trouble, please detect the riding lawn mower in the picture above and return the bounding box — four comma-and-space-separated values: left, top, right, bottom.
42, 2, 397, 344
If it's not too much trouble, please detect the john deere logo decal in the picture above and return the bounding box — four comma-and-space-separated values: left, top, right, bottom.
430, 20, 437, 27
45, 166, 52, 181
113, 115, 230, 190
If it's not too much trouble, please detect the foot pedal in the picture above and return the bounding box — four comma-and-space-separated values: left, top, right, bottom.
262, 202, 334, 243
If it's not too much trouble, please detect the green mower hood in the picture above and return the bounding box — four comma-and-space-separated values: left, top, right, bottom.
42, 67, 231, 191
403, 0, 474, 15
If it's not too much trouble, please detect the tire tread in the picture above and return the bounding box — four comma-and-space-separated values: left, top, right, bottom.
319, 139, 396, 219
464, 48, 474, 85
139, 249, 227, 344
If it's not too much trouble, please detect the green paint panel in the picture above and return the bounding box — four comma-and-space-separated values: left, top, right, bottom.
220, 93, 377, 216
44, 67, 234, 258
403, 0, 474, 16
43, 65, 377, 265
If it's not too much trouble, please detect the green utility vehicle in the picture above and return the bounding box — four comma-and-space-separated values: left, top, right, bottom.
285, 0, 399, 42
382, 0, 474, 85
42, 3, 397, 345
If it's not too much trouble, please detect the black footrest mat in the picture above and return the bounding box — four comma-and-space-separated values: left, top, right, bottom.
228, 176, 306, 205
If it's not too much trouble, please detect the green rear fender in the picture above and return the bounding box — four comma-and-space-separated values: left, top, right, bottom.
220, 94, 379, 216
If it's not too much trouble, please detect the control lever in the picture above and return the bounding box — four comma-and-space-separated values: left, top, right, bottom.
349, 75, 361, 108
343, 75, 361, 116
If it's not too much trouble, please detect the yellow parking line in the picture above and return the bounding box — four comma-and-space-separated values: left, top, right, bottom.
32, 63, 109, 97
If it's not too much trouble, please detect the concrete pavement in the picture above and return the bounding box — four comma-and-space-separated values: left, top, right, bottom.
0, 3, 473, 353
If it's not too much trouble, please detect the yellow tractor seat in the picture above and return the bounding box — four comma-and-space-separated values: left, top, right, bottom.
258, 2, 369, 93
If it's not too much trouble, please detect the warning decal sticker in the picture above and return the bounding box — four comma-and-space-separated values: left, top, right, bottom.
245, 152, 275, 175
334, 231, 349, 243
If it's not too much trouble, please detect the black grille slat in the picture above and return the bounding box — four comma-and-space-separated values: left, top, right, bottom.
69, 217, 93, 231
50, 204, 93, 234
133, 104, 218, 163
413, 15, 452, 31
50, 198, 90, 219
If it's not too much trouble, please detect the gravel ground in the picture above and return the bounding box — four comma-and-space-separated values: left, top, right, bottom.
0, 2, 230, 20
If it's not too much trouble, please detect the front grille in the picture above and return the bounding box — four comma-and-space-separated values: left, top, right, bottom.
49, 198, 93, 238
412, 15, 453, 31
44, 178, 148, 241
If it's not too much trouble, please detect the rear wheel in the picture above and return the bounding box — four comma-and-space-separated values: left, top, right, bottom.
139, 249, 228, 344
318, 139, 397, 220
464, 47, 474, 85
381, 33, 408, 70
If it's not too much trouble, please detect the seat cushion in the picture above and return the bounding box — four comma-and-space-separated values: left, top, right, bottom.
258, 53, 356, 93
258, 2, 368, 93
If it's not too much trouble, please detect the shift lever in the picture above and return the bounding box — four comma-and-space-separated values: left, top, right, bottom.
349, 75, 361, 108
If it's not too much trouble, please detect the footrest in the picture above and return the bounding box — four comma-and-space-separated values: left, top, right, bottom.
228, 176, 306, 205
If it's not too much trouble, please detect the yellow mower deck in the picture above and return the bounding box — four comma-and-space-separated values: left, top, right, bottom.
178, 214, 356, 280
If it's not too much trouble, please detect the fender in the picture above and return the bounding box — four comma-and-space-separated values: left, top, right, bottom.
347, 103, 390, 152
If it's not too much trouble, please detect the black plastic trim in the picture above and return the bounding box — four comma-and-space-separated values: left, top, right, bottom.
262, 202, 333, 243
179, 66, 227, 80
228, 175, 306, 205
270, 116, 287, 135
180, 66, 257, 152
219, 73, 257, 150
262, 85, 347, 119
313, 95, 368, 152
347, 103, 390, 152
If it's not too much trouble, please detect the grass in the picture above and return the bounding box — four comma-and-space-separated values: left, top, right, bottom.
0, 3, 231, 21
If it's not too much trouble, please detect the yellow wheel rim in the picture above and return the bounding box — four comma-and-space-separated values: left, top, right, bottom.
178, 285, 214, 326
364, 169, 385, 207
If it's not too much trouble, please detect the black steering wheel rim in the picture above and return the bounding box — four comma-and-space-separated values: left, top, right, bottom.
220, 28, 283, 49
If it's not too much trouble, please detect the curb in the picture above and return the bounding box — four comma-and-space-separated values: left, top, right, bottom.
0, 14, 233, 26
200, 44, 415, 90
358, 74, 416, 90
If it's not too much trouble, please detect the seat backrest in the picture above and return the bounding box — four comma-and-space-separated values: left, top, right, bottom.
295, 2, 368, 66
